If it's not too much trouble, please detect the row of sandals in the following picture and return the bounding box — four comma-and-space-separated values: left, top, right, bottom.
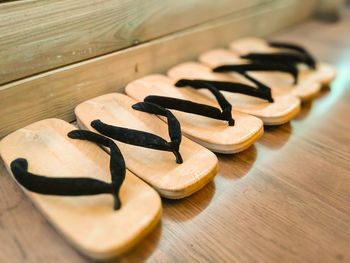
0, 37, 336, 259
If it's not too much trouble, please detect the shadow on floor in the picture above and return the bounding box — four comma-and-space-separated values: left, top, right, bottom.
258, 123, 292, 149
216, 145, 257, 180
162, 180, 215, 222
115, 222, 162, 263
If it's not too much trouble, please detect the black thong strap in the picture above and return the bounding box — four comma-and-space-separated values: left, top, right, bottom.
268, 41, 316, 69
144, 80, 235, 126
213, 62, 299, 84
10, 130, 126, 210
91, 102, 183, 164
176, 78, 274, 103
241, 51, 316, 69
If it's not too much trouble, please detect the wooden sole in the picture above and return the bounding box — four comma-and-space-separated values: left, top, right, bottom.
125, 74, 264, 153
75, 93, 218, 199
186, 124, 264, 154
167, 62, 301, 125
0, 118, 162, 260
306, 62, 337, 86
229, 37, 337, 86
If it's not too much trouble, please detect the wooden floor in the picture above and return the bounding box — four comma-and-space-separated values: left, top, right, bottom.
1, 10, 350, 263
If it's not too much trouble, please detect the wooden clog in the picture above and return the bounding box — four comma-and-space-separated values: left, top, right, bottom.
125, 74, 264, 151
199, 48, 321, 101
168, 62, 301, 125
229, 37, 336, 86
0, 118, 162, 259
75, 93, 218, 198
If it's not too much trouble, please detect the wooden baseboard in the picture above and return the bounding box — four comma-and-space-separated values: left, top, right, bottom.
0, 0, 316, 138
0, 0, 270, 85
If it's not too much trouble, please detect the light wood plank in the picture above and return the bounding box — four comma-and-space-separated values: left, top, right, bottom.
0, 0, 269, 84
0, 0, 317, 138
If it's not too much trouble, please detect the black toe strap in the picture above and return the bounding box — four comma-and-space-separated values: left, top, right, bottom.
213, 62, 299, 84
11, 130, 126, 210
176, 79, 234, 124
91, 102, 183, 164
132, 101, 183, 163
241, 52, 316, 69
268, 41, 316, 69
145, 79, 235, 126
177, 78, 274, 103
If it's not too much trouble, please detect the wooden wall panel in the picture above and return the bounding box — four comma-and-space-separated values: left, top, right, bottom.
0, 0, 270, 84
0, 0, 317, 138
